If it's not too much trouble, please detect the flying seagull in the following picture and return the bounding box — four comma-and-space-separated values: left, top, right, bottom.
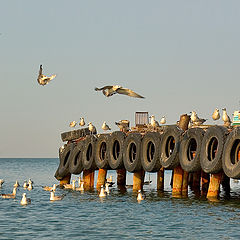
37, 65, 56, 86
95, 85, 145, 98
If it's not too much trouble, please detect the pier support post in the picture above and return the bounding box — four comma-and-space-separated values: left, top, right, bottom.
133, 170, 145, 192
157, 167, 164, 191
182, 171, 189, 197
117, 169, 126, 186
172, 166, 184, 197
201, 171, 209, 197
60, 173, 71, 186
83, 169, 95, 191
96, 169, 107, 189
221, 173, 230, 197
207, 172, 223, 200
192, 171, 201, 197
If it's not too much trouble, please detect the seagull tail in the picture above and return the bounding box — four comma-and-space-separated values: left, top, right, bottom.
95, 87, 100, 91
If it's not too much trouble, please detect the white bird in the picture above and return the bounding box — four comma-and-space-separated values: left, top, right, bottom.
69, 121, 77, 128
63, 180, 76, 190
99, 185, 106, 197
23, 181, 28, 189
20, 193, 31, 205
43, 184, 57, 192
95, 85, 145, 98
102, 121, 111, 131
37, 65, 56, 86
105, 183, 110, 194
50, 191, 64, 201
150, 115, 160, 128
75, 181, 84, 191
0, 179, 4, 187
1, 187, 17, 199
79, 117, 85, 127
212, 108, 220, 121
190, 111, 206, 126
88, 122, 96, 134
115, 120, 130, 131
28, 178, 33, 185
160, 116, 166, 125
78, 177, 83, 187
222, 108, 231, 127
28, 182, 33, 191
137, 190, 144, 201
13, 180, 20, 188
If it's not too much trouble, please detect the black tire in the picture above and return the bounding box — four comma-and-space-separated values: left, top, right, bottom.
159, 126, 183, 169
61, 127, 95, 142
108, 131, 126, 169
222, 127, 240, 178
69, 140, 85, 174
95, 134, 110, 169
82, 135, 97, 170
58, 143, 75, 177
179, 128, 205, 172
200, 126, 229, 173
141, 132, 161, 172
123, 133, 142, 172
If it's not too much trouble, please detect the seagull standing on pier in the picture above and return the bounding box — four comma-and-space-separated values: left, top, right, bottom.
79, 117, 85, 127
37, 65, 56, 86
115, 120, 130, 131
88, 122, 96, 134
222, 108, 231, 127
69, 121, 77, 128
190, 111, 206, 126
102, 121, 111, 131
212, 108, 220, 121
95, 85, 145, 98
160, 116, 166, 125
150, 115, 160, 128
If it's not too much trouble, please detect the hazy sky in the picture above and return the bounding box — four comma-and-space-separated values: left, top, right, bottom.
1, 1, 240, 157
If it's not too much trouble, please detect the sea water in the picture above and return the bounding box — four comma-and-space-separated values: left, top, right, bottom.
0, 158, 240, 239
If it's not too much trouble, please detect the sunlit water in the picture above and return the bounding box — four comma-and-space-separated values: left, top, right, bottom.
1, 158, 240, 239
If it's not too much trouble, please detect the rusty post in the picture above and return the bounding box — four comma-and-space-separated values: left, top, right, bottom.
96, 169, 107, 189
117, 168, 126, 186
133, 170, 144, 192
221, 173, 230, 197
60, 173, 71, 186
182, 171, 189, 197
207, 172, 223, 200
201, 170, 209, 197
83, 169, 95, 190
157, 167, 164, 191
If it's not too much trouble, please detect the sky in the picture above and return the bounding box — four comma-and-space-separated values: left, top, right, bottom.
0, 0, 240, 157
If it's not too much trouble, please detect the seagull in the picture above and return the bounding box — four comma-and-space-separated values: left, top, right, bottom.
28, 182, 33, 191
75, 181, 84, 191
43, 184, 57, 192
37, 65, 56, 86
1, 187, 17, 199
160, 116, 166, 125
23, 181, 29, 189
190, 111, 206, 126
102, 121, 111, 131
106, 175, 114, 187
95, 85, 145, 98
79, 117, 85, 127
13, 180, 20, 188
50, 191, 64, 201
63, 180, 76, 190
0, 179, 4, 187
115, 120, 130, 131
105, 183, 110, 194
99, 185, 106, 197
212, 108, 220, 121
150, 115, 160, 128
20, 193, 31, 205
69, 121, 77, 128
137, 190, 144, 201
88, 122, 96, 134
222, 108, 231, 127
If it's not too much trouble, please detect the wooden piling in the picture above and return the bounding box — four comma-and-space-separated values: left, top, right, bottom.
172, 166, 184, 197
117, 168, 126, 186
60, 173, 71, 186
221, 173, 230, 197
182, 171, 189, 197
157, 167, 164, 191
133, 170, 145, 192
207, 172, 223, 200
83, 169, 95, 190
201, 171, 209, 197
96, 169, 107, 189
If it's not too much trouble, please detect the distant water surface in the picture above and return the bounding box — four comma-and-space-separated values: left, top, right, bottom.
1, 158, 240, 239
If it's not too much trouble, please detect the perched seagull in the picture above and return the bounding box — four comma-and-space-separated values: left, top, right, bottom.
88, 122, 96, 134
102, 121, 111, 131
13, 181, 20, 188
69, 121, 77, 128
160, 116, 166, 125
0, 179, 4, 187
79, 117, 85, 127
105, 183, 110, 194
222, 108, 231, 127
63, 180, 76, 190
23, 181, 29, 189
115, 120, 130, 131
190, 111, 206, 126
212, 108, 220, 121
150, 115, 160, 128
37, 65, 56, 86
1, 187, 17, 199
99, 185, 106, 197
137, 190, 144, 201
95, 85, 145, 99
50, 191, 64, 201
43, 184, 57, 192
20, 193, 31, 205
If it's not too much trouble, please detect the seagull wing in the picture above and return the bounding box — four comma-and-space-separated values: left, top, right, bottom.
116, 87, 145, 98
95, 86, 113, 91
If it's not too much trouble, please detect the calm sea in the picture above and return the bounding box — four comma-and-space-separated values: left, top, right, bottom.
1, 158, 240, 239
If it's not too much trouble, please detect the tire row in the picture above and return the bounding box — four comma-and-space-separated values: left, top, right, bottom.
55, 126, 240, 180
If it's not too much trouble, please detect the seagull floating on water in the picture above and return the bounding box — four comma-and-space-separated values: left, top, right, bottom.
137, 190, 144, 201
37, 65, 56, 86
63, 180, 76, 190
43, 184, 57, 192
212, 108, 220, 121
160, 116, 166, 125
102, 121, 111, 131
23, 181, 28, 188
0, 179, 4, 187
20, 193, 31, 205
1, 187, 17, 199
190, 111, 206, 126
105, 183, 110, 194
95, 85, 145, 98
50, 191, 64, 201
79, 117, 85, 127
222, 108, 231, 127
99, 185, 106, 197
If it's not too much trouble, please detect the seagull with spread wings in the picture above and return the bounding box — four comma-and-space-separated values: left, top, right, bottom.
95, 85, 145, 98
37, 65, 56, 86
